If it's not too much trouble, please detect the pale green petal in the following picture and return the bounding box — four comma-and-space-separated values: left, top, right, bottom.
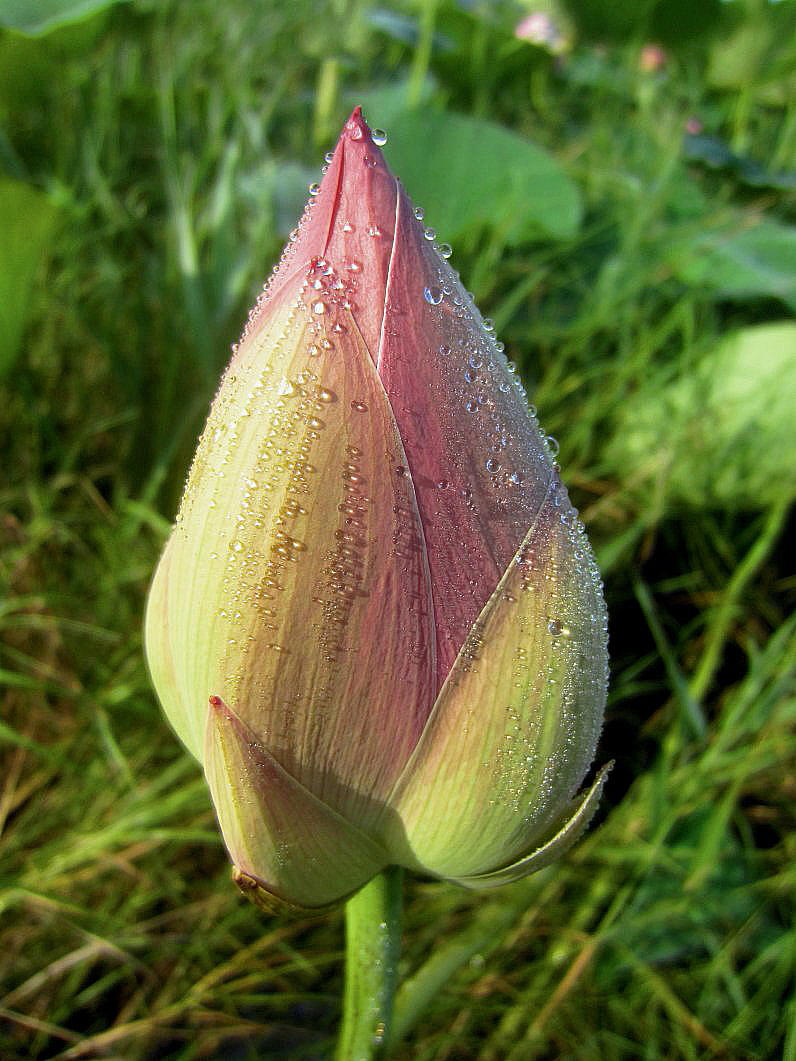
384, 473, 608, 879
205, 697, 388, 908
448, 763, 611, 889
144, 286, 436, 831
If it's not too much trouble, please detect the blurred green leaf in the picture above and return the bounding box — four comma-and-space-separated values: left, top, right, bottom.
683, 133, 796, 191
0, 177, 60, 377
707, 5, 796, 105
675, 219, 796, 311
562, 0, 656, 41
0, 0, 127, 35
613, 322, 796, 508
382, 109, 581, 244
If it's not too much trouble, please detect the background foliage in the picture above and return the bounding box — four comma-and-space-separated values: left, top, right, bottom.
0, 0, 794, 1057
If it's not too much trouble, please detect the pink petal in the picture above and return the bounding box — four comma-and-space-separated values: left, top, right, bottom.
251, 108, 561, 696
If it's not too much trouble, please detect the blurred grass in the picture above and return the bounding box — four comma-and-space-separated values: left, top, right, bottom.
0, 0, 794, 1058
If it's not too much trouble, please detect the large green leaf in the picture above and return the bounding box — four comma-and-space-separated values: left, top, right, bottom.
0, 178, 60, 377
612, 323, 796, 509
381, 109, 581, 245
675, 219, 796, 311
0, 0, 127, 35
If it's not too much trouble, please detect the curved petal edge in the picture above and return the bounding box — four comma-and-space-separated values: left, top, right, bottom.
447, 762, 612, 890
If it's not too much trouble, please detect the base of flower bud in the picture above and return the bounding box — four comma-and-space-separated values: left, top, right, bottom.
232, 865, 338, 917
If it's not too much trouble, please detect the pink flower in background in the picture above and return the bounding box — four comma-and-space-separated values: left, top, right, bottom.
145, 109, 609, 910
639, 44, 668, 73
515, 11, 570, 55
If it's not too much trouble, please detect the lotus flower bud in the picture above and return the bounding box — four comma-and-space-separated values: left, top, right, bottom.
145, 108, 609, 911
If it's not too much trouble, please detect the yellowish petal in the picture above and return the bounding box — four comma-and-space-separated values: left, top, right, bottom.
448, 763, 611, 889
144, 284, 436, 831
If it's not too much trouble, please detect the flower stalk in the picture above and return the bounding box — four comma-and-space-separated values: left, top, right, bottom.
336, 868, 403, 1061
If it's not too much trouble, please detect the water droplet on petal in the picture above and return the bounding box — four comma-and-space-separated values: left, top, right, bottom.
485, 458, 500, 473
546, 435, 560, 457
438, 242, 452, 259
350, 400, 368, 412
308, 182, 321, 196
423, 285, 443, 305
548, 618, 563, 636
423, 226, 436, 241
372, 129, 388, 146
312, 301, 327, 315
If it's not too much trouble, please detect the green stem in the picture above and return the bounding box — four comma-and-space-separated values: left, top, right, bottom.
336, 867, 403, 1061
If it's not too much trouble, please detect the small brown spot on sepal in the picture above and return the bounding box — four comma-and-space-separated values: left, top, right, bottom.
232, 865, 339, 918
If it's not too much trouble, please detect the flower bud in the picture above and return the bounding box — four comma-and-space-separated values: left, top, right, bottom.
145, 108, 609, 910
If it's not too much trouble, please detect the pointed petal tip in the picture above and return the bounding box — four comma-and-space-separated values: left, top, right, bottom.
342, 105, 374, 145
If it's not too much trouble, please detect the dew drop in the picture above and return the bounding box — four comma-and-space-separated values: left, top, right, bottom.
485, 458, 500, 473
414, 206, 425, 221
546, 435, 560, 458
423, 226, 436, 241
345, 260, 362, 272
308, 182, 321, 196
548, 618, 563, 636
350, 125, 363, 141
438, 242, 452, 259
423, 285, 443, 305
350, 400, 368, 412
312, 301, 327, 315
324, 151, 334, 163
367, 224, 383, 237
372, 128, 388, 146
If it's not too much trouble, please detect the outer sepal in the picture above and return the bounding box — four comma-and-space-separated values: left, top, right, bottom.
205, 697, 390, 909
